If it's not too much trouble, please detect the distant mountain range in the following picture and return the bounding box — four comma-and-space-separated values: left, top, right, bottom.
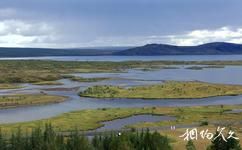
1, 42, 242, 57
0, 47, 116, 57
113, 42, 242, 55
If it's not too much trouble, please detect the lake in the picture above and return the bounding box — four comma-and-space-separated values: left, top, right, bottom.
1, 55, 242, 124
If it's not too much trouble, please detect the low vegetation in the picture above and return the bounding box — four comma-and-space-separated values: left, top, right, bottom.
0, 60, 118, 84
0, 83, 22, 89
32, 81, 63, 85
136, 66, 180, 71
0, 60, 242, 84
185, 65, 225, 70
0, 105, 241, 133
62, 75, 109, 82
0, 106, 241, 149
0, 94, 67, 109
80, 81, 242, 99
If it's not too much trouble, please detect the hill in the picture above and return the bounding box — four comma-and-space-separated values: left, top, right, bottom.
1, 42, 242, 57
113, 42, 242, 55
0, 47, 116, 57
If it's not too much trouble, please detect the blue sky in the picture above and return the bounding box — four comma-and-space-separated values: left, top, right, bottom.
0, 0, 242, 47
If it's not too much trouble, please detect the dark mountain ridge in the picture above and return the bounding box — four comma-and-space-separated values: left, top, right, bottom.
1, 42, 242, 57
113, 42, 242, 55
0, 47, 115, 57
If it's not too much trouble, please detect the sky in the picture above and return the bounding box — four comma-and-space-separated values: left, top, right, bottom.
0, 0, 242, 48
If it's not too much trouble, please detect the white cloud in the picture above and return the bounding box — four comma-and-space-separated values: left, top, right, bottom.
0, 20, 57, 47
79, 27, 242, 47
1, 20, 242, 48
168, 27, 242, 46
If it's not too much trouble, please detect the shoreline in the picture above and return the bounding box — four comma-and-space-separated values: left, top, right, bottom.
80, 81, 242, 99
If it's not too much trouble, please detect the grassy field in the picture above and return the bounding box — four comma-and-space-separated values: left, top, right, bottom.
1, 60, 242, 149
80, 81, 242, 99
1, 60, 242, 84
185, 65, 225, 70
0, 105, 241, 132
0, 83, 22, 89
32, 81, 63, 85
62, 75, 109, 82
0, 60, 119, 84
0, 105, 241, 149
0, 94, 67, 109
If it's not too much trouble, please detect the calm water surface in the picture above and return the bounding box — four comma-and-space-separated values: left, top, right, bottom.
75, 66, 242, 85
94, 115, 176, 131
1, 56, 242, 123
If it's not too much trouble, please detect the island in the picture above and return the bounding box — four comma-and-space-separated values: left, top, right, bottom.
79, 81, 242, 99
0, 94, 67, 109
0, 83, 22, 89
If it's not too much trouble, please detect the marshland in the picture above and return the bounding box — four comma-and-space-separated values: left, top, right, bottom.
1, 57, 242, 149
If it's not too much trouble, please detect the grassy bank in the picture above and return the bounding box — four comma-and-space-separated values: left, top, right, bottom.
32, 81, 63, 85
185, 65, 225, 70
80, 81, 242, 99
0, 107, 240, 150
0, 83, 22, 89
0, 60, 242, 84
0, 94, 67, 109
62, 75, 109, 82
0, 105, 241, 133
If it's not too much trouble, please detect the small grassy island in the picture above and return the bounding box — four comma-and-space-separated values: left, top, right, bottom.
185, 65, 225, 70
62, 75, 109, 82
0, 84, 22, 89
0, 94, 67, 109
32, 81, 63, 85
80, 81, 242, 99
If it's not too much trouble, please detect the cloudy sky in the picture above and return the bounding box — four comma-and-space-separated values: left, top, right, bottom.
0, 0, 242, 48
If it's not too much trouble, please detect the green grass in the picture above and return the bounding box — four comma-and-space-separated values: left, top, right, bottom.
32, 81, 63, 85
0, 94, 67, 109
136, 66, 180, 71
0, 107, 153, 132
0, 60, 242, 84
80, 81, 242, 99
0, 83, 22, 89
0, 105, 241, 133
0, 60, 119, 84
62, 75, 109, 82
185, 65, 225, 70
